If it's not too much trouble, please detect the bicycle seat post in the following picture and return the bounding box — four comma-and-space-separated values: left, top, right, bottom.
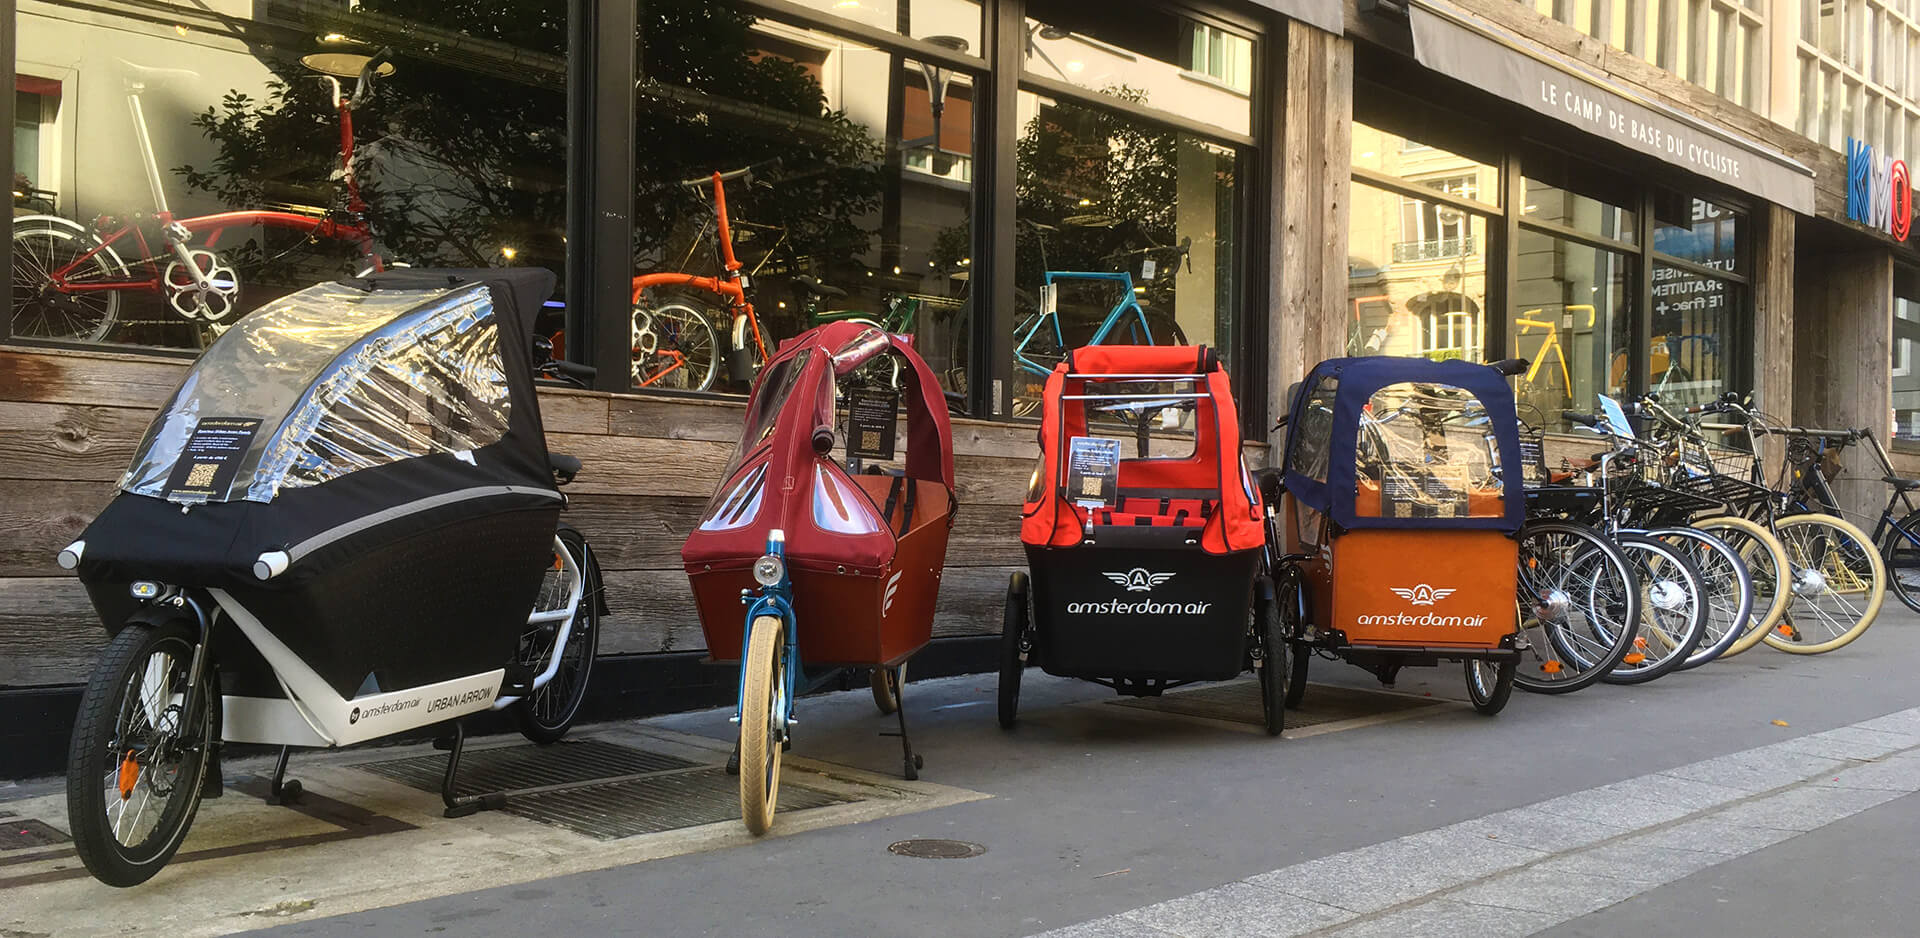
125, 87, 173, 219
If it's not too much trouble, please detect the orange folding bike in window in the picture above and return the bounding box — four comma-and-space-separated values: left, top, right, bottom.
630, 163, 784, 392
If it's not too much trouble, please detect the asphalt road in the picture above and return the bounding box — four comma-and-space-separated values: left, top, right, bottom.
241, 610, 1920, 938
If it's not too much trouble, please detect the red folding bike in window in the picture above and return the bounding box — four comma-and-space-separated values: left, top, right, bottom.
9, 51, 393, 343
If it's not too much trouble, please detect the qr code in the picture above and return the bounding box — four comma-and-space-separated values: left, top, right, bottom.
1080, 477, 1102, 496
185, 463, 219, 488
861, 431, 881, 450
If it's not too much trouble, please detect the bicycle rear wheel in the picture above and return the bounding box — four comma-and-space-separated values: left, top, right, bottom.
11, 220, 123, 341
1602, 534, 1707, 684
1764, 513, 1886, 654
1513, 521, 1640, 694
1653, 527, 1752, 670
1879, 508, 1920, 614
1695, 516, 1790, 657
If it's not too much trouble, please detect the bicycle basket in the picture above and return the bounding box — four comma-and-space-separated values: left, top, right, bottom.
1670, 439, 1772, 514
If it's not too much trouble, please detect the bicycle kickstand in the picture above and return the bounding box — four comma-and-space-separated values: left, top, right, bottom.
878, 666, 924, 781
437, 720, 506, 819
266, 745, 303, 805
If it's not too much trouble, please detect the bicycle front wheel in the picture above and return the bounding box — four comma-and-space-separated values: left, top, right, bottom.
66, 620, 216, 887
738, 614, 788, 835
1766, 513, 1886, 654
1602, 534, 1707, 684
1695, 515, 1791, 657
1653, 527, 1753, 670
1879, 508, 1920, 614
1513, 521, 1640, 694
12, 220, 122, 341
632, 301, 720, 391
512, 527, 601, 744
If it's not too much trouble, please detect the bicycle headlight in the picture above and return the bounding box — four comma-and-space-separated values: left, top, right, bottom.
130, 581, 163, 600
752, 554, 785, 587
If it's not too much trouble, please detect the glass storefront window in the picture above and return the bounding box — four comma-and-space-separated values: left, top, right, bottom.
780, 0, 982, 53
10, 1, 568, 351
1653, 195, 1747, 276
1011, 89, 1240, 414
1023, 0, 1252, 136
1649, 261, 1740, 406
1510, 230, 1633, 429
1894, 268, 1920, 442
1348, 181, 1490, 361
633, 5, 976, 400
1522, 150, 1638, 244
1351, 122, 1498, 207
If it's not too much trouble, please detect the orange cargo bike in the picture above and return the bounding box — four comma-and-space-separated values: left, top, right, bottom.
998, 345, 1288, 736
1266, 356, 1527, 715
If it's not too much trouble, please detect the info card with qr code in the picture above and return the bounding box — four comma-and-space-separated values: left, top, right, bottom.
1066, 436, 1122, 508
163, 417, 262, 503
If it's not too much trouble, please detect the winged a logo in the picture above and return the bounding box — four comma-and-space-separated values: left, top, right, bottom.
1390, 584, 1456, 606
1104, 568, 1176, 592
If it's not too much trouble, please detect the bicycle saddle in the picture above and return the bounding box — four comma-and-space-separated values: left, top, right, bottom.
795, 275, 846, 299
549, 452, 582, 485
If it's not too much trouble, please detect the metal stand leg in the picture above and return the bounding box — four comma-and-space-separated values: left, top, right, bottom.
878, 667, 923, 781
266, 745, 302, 805
438, 721, 506, 818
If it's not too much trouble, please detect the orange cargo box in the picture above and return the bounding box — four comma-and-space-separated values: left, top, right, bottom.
1311, 528, 1517, 649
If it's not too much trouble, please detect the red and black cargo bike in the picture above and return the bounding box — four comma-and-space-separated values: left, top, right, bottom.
998, 345, 1287, 735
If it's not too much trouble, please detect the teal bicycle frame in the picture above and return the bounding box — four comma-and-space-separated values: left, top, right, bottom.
1014, 271, 1159, 377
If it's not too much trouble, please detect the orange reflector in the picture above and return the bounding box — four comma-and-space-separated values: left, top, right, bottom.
117, 752, 139, 800
1540, 660, 1563, 674
553, 552, 564, 571
1623, 653, 1646, 664
1776, 624, 1794, 635
1634, 636, 1648, 648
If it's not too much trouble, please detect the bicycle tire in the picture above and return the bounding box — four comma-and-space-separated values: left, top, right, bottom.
1650, 526, 1753, 670
12, 218, 124, 342
1465, 658, 1517, 715
511, 527, 601, 744
1695, 516, 1792, 657
998, 572, 1028, 729
1763, 512, 1886, 654
631, 300, 720, 391
67, 620, 215, 887
1602, 534, 1707, 684
1513, 520, 1639, 694
1879, 508, 1920, 614
738, 614, 786, 835
1253, 576, 1286, 736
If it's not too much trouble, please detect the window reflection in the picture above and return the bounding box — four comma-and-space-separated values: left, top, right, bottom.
1012, 90, 1239, 414
1023, 0, 1252, 136
1649, 261, 1738, 406
1653, 196, 1746, 275
1894, 268, 1920, 442
1347, 181, 1489, 362
1522, 150, 1637, 243
1511, 231, 1633, 429
633, 4, 975, 400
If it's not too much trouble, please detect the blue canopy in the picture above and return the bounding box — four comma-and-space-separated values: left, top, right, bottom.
1282, 356, 1525, 533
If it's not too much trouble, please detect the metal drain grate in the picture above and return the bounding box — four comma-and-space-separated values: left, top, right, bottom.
358, 739, 697, 793
888, 839, 985, 859
0, 818, 69, 850
502, 768, 851, 840
1110, 680, 1441, 729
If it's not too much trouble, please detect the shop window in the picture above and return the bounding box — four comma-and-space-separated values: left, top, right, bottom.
778, 0, 981, 53
1509, 230, 1634, 429
1894, 268, 1920, 443
632, 6, 976, 403
1653, 195, 1748, 275
1521, 149, 1638, 244
8, 1, 569, 351
1348, 181, 1490, 362
1023, 0, 1251, 137
1011, 90, 1241, 415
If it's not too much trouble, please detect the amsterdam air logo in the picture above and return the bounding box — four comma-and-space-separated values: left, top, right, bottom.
1390, 584, 1456, 606
1104, 568, 1176, 592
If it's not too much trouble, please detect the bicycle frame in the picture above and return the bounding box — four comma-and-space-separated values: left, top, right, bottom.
1013, 271, 1155, 377
736, 532, 800, 730
630, 171, 768, 388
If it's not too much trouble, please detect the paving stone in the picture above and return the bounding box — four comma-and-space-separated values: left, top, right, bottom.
1529, 773, 1744, 829
1532, 841, 1725, 884
1321, 898, 1559, 938
1031, 917, 1183, 938
1448, 865, 1647, 917
1660, 746, 1847, 793
1772, 726, 1920, 762
1855, 707, 1920, 738
1120, 881, 1356, 938
1809, 749, 1920, 793
1710, 784, 1906, 832
1445, 807, 1620, 854
1246, 828, 1545, 915
1627, 816, 1802, 855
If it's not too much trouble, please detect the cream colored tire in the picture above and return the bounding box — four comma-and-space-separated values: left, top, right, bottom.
738, 614, 786, 834
1762, 513, 1886, 654
1695, 516, 1791, 657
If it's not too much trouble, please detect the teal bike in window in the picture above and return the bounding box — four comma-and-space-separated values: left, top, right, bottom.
1013, 239, 1192, 380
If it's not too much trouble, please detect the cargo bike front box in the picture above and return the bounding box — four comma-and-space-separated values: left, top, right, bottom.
999, 345, 1287, 735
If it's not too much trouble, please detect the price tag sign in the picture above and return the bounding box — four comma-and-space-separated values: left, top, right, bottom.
1066, 436, 1122, 508
162, 417, 262, 503
846, 389, 899, 461
1140, 258, 1157, 281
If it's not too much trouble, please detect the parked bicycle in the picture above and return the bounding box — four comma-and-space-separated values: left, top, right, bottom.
11, 51, 394, 343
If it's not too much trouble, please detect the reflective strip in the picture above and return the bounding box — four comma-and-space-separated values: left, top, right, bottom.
285, 484, 561, 564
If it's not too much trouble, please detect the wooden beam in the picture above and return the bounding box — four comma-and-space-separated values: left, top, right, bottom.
1273, 23, 1352, 442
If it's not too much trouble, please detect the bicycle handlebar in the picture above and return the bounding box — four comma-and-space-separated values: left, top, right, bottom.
351, 47, 394, 105
681, 158, 783, 189
1485, 357, 1528, 377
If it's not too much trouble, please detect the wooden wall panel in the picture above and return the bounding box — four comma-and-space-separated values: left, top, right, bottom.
1273, 23, 1353, 447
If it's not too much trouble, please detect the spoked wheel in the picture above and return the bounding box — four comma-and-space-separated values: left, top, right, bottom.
1764, 513, 1887, 654
1602, 534, 1707, 684
738, 614, 788, 835
1253, 575, 1287, 736
1278, 571, 1311, 708
871, 663, 905, 716
998, 572, 1029, 730
1512, 521, 1639, 694
1696, 515, 1791, 658
66, 621, 217, 887
1877, 509, 1920, 614
1653, 526, 1753, 671
631, 301, 720, 391
1464, 658, 1517, 715
512, 527, 601, 744
11, 220, 124, 342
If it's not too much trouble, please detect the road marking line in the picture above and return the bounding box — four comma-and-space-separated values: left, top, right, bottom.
1030, 705, 1920, 938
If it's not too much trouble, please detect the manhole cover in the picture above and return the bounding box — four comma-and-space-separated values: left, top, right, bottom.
888, 839, 985, 859
1109, 680, 1442, 729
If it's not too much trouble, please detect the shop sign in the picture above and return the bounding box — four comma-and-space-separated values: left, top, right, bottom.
1845, 137, 1913, 242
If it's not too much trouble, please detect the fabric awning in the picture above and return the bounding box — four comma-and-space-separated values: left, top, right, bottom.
1410, 3, 1815, 214
1246, 0, 1343, 37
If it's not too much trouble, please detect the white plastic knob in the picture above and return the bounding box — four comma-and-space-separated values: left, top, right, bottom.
253, 550, 290, 581
56, 540, 85, 570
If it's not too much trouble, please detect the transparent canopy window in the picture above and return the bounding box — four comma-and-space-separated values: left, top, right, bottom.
1358, 381, 1504, 519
